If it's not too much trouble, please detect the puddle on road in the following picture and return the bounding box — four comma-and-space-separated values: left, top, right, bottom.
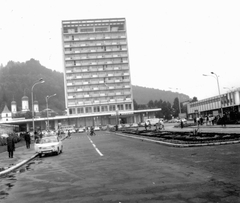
0, 159, 42, 200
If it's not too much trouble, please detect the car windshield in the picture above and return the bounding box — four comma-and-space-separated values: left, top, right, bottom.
40, 137, 58, 144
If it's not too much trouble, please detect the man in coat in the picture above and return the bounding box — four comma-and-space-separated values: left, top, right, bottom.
25, 132, 31, 149
7, 133, 15, 158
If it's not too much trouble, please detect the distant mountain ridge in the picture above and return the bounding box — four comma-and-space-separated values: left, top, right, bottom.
132, 85, 190, 105
0, 59, 190, 112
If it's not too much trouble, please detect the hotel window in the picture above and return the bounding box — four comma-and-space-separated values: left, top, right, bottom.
69, 108, 76, 115
101, 106, 108, 112
125, 103, 132, 110
109, 105, 116, 111
85, 107, 92, 113
94, 106, 100, 112
77, 107, 84, 114
117, 104, 124, 110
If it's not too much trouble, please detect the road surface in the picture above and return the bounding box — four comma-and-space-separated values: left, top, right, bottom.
1, 130, 240, 202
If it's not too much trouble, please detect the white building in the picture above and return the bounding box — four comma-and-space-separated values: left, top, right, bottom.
0, 105, 12, 122
187, 87, 240, 117
62, 18, 133, 121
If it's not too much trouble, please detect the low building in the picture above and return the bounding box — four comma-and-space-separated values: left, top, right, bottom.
187, 87, 240, 118
0, 105, 12, 122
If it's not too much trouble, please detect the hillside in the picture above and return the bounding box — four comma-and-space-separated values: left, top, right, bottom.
0, 59, 190, 113
132, 85, 190, 105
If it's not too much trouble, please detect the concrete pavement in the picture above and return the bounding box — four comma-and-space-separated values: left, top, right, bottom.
0, 144, 38, 176
0, 125, 239, 176
0, 134, 69, 176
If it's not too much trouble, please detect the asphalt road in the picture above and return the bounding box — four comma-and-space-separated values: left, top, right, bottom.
1, 130, 240, 203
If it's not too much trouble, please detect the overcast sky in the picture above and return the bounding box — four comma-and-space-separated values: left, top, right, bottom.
1, 0, 240, 100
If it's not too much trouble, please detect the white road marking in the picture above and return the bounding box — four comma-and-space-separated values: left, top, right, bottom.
87, 136, 104, 156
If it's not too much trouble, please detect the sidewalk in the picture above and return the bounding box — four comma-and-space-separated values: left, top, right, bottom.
0, 144, 38, 176
0, 134, 68, 176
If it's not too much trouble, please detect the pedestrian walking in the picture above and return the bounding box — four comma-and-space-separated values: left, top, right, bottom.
144, 122, 148, 130
160, 120, 165, 130
67, 130, 71, 138
180, 119, 184, 129
7, 133, 15, 158
24, 131, 31, 149
90, 126, 96, 136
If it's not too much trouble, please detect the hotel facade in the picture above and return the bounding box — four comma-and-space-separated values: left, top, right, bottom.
61, 18, 159, 126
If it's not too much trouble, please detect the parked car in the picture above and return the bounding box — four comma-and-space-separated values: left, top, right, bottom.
131, 123, 139, 128
94, 126, 100, 131
124, 124, 131, 128
101, 125, 108, 130
78, 127, 85, 133
138, 122, 145, 127
35, 136, 63, 158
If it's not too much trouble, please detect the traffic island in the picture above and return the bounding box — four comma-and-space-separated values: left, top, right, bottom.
116, 128, 240, 147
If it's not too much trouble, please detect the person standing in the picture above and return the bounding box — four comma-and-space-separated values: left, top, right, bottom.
68, 130, 71, 138
7, 133, 15, 158
25, 132, 31, 149
180, 119, 184, 129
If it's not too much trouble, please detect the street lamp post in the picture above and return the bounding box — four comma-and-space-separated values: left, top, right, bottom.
31, 78, 45, 134
46, 93, 56, 130
203, 72, 223, 117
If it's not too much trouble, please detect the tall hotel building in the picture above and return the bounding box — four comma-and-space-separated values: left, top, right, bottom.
61, 18, 133, 119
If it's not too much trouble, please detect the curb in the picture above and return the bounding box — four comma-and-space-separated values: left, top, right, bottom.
0, 153, 39, 177
113, 132, 240, 148
0, 135, 68, 177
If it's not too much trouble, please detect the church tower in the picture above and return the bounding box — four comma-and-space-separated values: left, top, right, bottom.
11, 100, 17, 114
22, 96, 29, 112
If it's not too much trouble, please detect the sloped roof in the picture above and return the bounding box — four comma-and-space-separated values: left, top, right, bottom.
1, 105, 11, 113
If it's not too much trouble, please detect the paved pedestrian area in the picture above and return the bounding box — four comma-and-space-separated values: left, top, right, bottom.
0, 145, 37, 172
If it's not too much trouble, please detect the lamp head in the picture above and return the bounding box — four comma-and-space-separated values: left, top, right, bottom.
211, 72, 214, 74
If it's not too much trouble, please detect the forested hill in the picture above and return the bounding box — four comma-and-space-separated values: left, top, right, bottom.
0, 59, 65, 113
132, 86, 189, 105
0, 59, 190, 113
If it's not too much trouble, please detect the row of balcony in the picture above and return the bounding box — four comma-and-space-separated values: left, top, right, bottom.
64, 40, 127, 48
67, 84, 131, 93
66, 60, 128, 67
65, 48, 127, 55
66, 65, 128, 73
65, 53, 128, 61
66, 72, 129, 80
64, 27, 125, 35
68, 91, 131, 99
64, 34, 126, 42
67, 79, 130, 87
68, 98, 132, 107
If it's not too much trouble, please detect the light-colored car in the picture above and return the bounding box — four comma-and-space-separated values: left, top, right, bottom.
131, 123, 139, 128
78, 127, 85, 133
124, 124, 131, 128
94, 126, 100, 131
35, 136, 63, 158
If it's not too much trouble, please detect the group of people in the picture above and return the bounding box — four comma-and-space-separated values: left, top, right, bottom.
144, 120, 165, 130
6, 131, 35, 159
87, 126, 96, 136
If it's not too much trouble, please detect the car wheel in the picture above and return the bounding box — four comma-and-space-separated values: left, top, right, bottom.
60, 146, 63, 154
39, 153, 42, 158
